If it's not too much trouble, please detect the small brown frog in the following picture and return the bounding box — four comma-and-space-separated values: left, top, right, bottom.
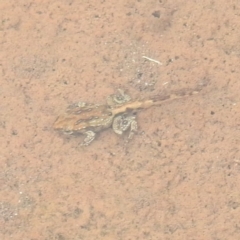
53, 88, 200, 145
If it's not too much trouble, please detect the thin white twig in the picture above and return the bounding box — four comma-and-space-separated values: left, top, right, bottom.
162, 82, 169, 85
142, 56, 162, 65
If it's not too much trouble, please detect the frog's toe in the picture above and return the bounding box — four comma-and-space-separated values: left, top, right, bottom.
81, 131, 96, 146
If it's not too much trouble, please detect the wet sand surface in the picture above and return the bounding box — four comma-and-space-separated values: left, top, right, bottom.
1, 0, 240, 239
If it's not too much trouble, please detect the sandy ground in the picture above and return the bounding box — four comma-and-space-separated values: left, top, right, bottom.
1, 0, 240, 239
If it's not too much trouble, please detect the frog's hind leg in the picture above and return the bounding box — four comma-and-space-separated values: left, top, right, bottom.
112, 114, 138, 139
107, 89, 131, 106
81, 131, 96, 146
128, 119, 138, 139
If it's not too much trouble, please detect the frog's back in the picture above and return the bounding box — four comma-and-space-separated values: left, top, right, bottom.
53, 104, 114, 133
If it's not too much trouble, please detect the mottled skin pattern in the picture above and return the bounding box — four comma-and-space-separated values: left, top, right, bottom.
53, 88, 200, 146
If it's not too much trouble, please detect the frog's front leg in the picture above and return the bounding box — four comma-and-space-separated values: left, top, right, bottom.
81, 131, 96, 146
